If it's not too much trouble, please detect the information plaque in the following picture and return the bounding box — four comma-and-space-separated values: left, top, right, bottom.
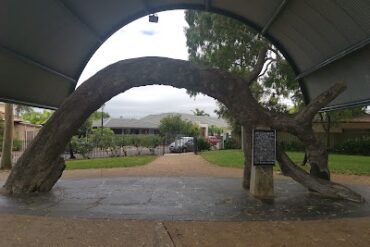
252, 129, 276, 166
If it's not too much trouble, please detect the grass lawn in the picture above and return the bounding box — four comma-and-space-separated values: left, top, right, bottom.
200, 149, 370, 175
65, 156, 156, 170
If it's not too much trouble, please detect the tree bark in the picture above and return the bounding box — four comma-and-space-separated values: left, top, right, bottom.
296, 127, 330, 180
320, 112, 331, 151
1, 57, 361, 202
268, 82, 346, 181
276, 145, 364, 203
68, 142, 76, 159
1, 103, 14, 170
242, 125, 253, 189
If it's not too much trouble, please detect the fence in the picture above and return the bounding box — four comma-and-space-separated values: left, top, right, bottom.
6, 145, 170, 164
62, 145, 169, 160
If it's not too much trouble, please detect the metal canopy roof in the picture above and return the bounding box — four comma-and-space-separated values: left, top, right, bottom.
1, 0, 369, 110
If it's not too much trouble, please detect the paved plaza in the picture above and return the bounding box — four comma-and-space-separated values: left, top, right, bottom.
0, 154, 369, 246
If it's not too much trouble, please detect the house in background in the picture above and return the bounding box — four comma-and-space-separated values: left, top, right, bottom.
0, 103, 42, 150
313, 114, 370, 134
312, 113, 370, 148
279, 113, 370, 149
92, 112, 230, 138
92, 118, 160, 135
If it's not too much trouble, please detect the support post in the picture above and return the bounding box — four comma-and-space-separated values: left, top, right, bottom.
249, 128, 275, 200
250, 165, 274, 199
1, 103, 14, 170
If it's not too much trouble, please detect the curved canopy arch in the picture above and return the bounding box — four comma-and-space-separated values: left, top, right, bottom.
0, 0, 369, 110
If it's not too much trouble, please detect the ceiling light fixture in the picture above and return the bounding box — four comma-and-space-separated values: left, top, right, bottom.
149, 14, 158, 23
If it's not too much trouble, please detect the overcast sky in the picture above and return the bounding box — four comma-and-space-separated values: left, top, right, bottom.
77, 10, 218, 119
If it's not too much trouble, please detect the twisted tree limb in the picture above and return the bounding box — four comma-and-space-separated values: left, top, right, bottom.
245, 46, 269, 86
276, 145, 364, 203
295, 81, 347, 123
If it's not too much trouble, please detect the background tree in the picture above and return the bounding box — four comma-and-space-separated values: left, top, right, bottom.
14, 104, 33, 117
185, 10, 302, 109
90, 127, 114, 149
89, 111, 110, 121
185, 10, 301, 161
75, 111, 110, 138
1, 103, 14, 170
69, 110, 111, 159
208, 125, 224, 136
22, 110, 53, 125
159, 114, 199, 140
70, 136, 94, 159
184, 10, 360, 189
192, 108, 210, 116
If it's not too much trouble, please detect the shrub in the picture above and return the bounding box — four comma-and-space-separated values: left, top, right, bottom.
12, 139, 22, 151
90, 128, 114, 149
224, 138, 240, 149
334, 136, 370, 156
197, 137, 211, 151
279, 141, 305, 151
71, 136, 94, 159
115, 134, 163, 148
0, 138, 23, 152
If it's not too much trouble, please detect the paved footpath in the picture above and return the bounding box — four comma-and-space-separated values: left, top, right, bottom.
0, 153, 369, 246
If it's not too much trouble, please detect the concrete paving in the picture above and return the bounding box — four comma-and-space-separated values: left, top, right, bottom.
1, 154, 370, 246
1, 176, 369, 221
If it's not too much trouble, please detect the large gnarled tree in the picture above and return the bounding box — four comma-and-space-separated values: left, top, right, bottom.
1, 57, 363, 202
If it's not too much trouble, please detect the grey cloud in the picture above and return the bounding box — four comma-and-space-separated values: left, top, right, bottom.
140, 30, 157, 36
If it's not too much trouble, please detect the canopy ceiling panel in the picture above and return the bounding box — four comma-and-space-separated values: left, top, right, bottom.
0, 0, 369, 110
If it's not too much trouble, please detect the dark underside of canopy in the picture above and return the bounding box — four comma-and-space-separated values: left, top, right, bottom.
1, 0, 369, 110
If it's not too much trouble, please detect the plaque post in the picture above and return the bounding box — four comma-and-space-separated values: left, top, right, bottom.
250, 128, 276, 200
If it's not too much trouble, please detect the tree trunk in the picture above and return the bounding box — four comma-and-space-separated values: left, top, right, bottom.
69, 142, 76, 159
276, 145, 364, 203
1, 103, 14, 170
320, 112, 331, 151
296, 128, 330, 181
242, 125, 253, 189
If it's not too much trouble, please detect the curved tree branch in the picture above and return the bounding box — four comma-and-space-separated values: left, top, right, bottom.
245, 46, 269, 86
276, 145, 364, 203
258, 59, 275, 79
295, 81, 347, 123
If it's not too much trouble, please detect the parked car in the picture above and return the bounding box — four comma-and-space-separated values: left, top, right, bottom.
169, 137, 194, 153
207, 136, 220, 146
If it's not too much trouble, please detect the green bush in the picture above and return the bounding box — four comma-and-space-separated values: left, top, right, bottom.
90, 128, 114, 149
114, 134, 163, 148
0, 138, 22, 152
224, 138, 240, 149
12, 139, 22, 151
334, 136, 370, 156
197, 137, 211, 151
71, 136, 94, 159
278, 141, 305, 151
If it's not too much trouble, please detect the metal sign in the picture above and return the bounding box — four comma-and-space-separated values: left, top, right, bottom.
252, 129, 276, 166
